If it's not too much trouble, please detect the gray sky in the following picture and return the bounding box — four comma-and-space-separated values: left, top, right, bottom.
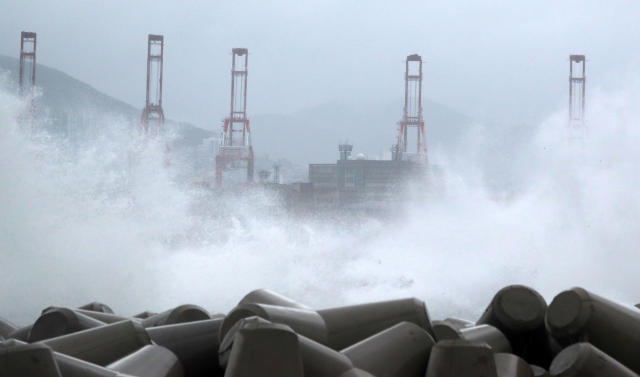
2, 0, 639, 129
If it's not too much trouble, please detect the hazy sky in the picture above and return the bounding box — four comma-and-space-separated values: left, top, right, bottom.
2, 1, 639, 130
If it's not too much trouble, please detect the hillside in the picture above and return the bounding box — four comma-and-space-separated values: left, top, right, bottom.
250, 98, 472, 165
0, 55, 213, 147
0, 54, 475, 165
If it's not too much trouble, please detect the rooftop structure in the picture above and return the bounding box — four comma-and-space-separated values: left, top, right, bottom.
339, 142, 353, 161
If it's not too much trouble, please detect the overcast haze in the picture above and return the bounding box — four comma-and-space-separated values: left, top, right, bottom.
2, 1, 639, 130
4, 0, 640, 327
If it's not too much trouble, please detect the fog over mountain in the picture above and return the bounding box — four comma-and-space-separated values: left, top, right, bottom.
0, 54, 478, 166
2, 0, 640, 340
0, 55, 212, 147
3, 1, 638, 129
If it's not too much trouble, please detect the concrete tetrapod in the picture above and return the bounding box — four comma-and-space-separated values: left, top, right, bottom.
442, 317, 475, 328
546, 287, 640, 374
73, 309, 141, 324
549, 343, 637, 377
494, 353, 534, 377
0, 341, 62, 377
225, 322, 305, 377
462, 325, 512, 353
147, 318, 225, 376
319, 298, 434, 350
478, 285, 554, 368
142, 305, 211, 328
340, 322, 435, 377
0, 338, 22, 348
106, 345, 184, 377
219, 316, 271, 370
5, 324, 33, 341
29, 307, 107, 342
220, 304, 326, 345
433, 323, 512, 353
0, 316, 18, 339
41, 320, 151, 366
432, 318, 474, 341
220, 297, 433, 351
77, 302, 115, 314
238, 289, 313, 309
54, 352, 128, 377
531, 365, 550, 377
425, 340, 498, 377
133, 311, 157, 319
297, 334, 375, 377
222, 317, 374, 377
4, 338, 131, 377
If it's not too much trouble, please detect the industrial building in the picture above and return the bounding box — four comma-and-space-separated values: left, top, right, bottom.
308, 54, 442, 207
309, 152, 443, 207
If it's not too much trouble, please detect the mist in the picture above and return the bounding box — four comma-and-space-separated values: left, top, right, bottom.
2, 61, 640, 326
2, 1, 640, 129
2, 0, 640, 335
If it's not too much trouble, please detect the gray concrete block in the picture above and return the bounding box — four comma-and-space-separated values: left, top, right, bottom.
220, 297, 433, 351
546, 287, 640, 374
425, 340, 498, 377
77, 303, 114, 314
219, 316, 271, 370
225, 322, 304, 377
494, 353, 534, 377
549, 343, 637, 377
0, 341, 61, 377
133, 311, 157, 319
297, 334, 375, 377
0, 316, 18, 339
55, 352, 125, 377
432, 318, 474, 341
106, 345, 184, 377
41, 320, 151, 367
433, 322, 512, 353
142, 305, 211, 328
4, 338, 129, 377
220, 304, 327, 346
478, 285, 553, 368
147, 318, 224, 376
6, 324, 33, 342
531, 365, 550, 377
73, 309, 141, 324
341, 321, 435, 377
29, 307, 107, 342
238, 289, 312, 309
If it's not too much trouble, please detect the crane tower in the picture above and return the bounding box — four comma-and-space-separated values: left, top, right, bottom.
569, 55, 586, 142
19, 31, 37, 126
215, 48, 254, 187
141, 34, 164, 135
396, 54, 428, 164
19, 32, 37, 94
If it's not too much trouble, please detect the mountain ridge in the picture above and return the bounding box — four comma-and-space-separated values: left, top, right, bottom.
0, 54, 473, 164
0, 54, 213, 147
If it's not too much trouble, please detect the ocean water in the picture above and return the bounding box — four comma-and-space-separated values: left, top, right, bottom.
2, 77, 640, 326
